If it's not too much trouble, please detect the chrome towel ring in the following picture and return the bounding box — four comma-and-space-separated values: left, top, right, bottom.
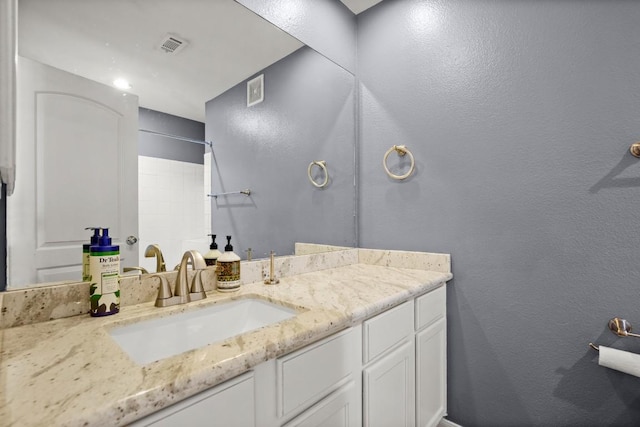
308, 160, 329, 188
383, 145, 415, 180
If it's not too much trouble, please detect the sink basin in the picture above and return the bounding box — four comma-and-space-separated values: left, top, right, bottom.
108, 298, 297, 365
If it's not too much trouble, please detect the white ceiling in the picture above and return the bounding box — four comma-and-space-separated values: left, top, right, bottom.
18, 0, 303, 122
18, 0, 383, 123
340, 0, 384, 15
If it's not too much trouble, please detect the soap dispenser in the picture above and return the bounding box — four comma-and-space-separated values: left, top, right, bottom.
204, 234, 222, 266
216, 235, 241, 292
89, 228, 120, 317
83, 227, 101, 282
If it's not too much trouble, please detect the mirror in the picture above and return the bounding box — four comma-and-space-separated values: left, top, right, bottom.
6, 0, 356, 289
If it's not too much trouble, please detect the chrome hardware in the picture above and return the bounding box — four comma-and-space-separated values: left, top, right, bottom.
264, 251, 279, 285
208, 189, 252, 199
589, 317, 640, 351
139, 129, 213, 148
608, 318, 640, 338
126, 235, 138, 245
144, 244, 167, 272
307, 160, 329, 188
155, 250, 207, 307
123, 266, 149, 275
383, 145, 415, 180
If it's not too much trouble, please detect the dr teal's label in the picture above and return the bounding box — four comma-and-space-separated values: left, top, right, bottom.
89, 252, 120, 316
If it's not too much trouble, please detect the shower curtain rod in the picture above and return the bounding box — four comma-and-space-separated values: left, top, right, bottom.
138, 129, 212, 148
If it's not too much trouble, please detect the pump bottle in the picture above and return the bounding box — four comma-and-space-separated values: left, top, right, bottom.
83, 227, 100, 282
204, 234, 222, 266
89, 228, 120, 316
216, 235, 241, 292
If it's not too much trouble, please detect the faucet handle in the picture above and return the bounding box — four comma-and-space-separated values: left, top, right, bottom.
189, 270, 207, 302
153, 275, 174, 307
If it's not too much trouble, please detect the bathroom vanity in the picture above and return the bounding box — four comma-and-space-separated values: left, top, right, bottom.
132, 285, 446, 427
0, 247, 451, 427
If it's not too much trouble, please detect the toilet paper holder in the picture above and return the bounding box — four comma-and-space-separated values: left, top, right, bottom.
589, 317, 640, 351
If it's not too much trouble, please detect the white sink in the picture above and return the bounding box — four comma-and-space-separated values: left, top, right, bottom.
109, 298, 297, 365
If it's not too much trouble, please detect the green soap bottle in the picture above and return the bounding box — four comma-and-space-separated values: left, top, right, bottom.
89, 228, 120, 317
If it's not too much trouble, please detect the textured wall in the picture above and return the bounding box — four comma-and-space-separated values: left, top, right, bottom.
358, 0, 640, 425
236, 0, 356, 73
138, 107, 205, 164
0, 184, 5, 291
205, 46, 355, 259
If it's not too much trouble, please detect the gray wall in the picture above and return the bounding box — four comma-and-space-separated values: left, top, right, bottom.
0, 184, 5, 291
358, 0, 640, 426
205, 46, 355, 259
138, 107, 205, 164
237, 0, 356, 73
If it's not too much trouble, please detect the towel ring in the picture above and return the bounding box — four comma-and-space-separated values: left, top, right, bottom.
308, 160, 329, 188
383, 145, 415, 180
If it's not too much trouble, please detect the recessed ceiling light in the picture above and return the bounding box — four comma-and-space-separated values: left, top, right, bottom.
113, 78, 132, 90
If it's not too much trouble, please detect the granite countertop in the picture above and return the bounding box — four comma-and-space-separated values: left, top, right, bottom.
0, 258, 451, 426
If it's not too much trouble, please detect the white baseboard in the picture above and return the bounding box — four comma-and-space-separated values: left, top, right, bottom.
439, 418, 463, 427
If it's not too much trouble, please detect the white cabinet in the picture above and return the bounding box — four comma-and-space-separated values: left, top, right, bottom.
363, 340, 415, 427
283, 382, 360, 427
415, 285, 447, 427
362, 300, 415, 427
277, 327, 361, 420
132, 283, 447, 427
131, 371, 255, 427
363, 284, 447, 427
416, 318, 446, 427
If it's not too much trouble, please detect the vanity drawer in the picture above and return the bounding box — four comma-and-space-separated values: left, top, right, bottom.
276, 327, 360, 419
363, 300, 414, 364
415, 284, 446, 331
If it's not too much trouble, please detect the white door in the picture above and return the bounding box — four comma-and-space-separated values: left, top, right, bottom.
7, 56, 138, 288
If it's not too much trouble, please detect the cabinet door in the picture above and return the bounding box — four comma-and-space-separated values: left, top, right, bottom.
283, 381, 360, 427
363, 340, 415, 427
277, 327, 360, 419
416, 317, 446, 427
132, 372, 255, 427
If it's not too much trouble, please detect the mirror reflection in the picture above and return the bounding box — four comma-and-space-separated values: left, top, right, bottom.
8, 0, 356, 289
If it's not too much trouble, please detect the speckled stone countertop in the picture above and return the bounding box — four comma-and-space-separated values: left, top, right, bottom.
0, 248, 451, 426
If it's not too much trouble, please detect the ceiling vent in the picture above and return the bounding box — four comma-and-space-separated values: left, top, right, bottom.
158, 34, 188, 54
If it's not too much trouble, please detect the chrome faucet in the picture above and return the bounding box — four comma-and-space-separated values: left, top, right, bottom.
155, 250, 207, 307
145, 244, 167, 272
